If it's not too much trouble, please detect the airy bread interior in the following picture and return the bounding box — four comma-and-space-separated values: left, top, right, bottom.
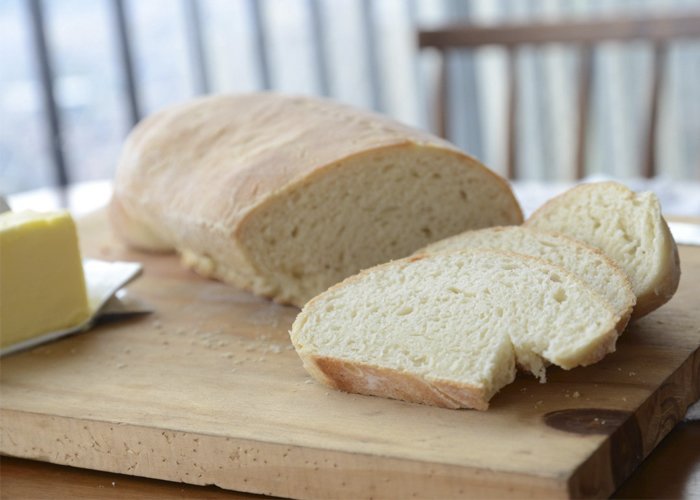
239, 145, 522, 306
290, 250, 619, 410
526, 182, 680, 318
420, 226, 636, 331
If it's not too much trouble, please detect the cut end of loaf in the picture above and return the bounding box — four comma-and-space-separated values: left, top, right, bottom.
239, 144, 523, 306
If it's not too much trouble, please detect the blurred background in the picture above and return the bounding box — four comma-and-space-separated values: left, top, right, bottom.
1, 0, 699, 197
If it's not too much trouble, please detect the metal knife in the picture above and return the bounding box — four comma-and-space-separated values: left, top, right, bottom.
668, 221, 700, 247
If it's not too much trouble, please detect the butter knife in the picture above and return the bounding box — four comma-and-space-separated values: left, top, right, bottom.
668, 221, 700, 247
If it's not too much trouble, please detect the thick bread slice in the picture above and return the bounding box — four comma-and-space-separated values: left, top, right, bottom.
526, 182, 680, 319
111, 93, 522, 307
418, 226, 636, 332
290, 250, 619, 410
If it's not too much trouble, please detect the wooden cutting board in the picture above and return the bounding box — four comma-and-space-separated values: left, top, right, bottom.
1, 210, 699, 499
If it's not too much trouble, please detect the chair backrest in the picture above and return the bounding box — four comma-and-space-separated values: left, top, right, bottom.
418, 13, 700, 179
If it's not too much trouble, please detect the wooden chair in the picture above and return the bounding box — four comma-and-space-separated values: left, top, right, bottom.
418, 12, 700, 179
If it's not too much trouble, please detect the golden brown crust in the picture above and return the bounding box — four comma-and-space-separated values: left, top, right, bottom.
114, 93, 521, 246
307, 355, 490, 410
629, 217, 681, 319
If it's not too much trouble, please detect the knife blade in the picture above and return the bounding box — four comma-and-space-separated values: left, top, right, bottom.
668, 221, 700, 247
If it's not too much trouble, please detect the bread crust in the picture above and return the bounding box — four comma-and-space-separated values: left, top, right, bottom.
306, 355, 492, 410
111, 93, 523, 305
629, 216, 681, 319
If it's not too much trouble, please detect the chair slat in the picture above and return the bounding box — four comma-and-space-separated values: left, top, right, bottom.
418, 13, 700, 179
419, 14, 700, 49
644, 43, 667, 178
575, 45, 594, 180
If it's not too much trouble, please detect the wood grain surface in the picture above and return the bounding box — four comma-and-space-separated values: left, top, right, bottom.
2, 421, 699, 498
1, 209, 699, 498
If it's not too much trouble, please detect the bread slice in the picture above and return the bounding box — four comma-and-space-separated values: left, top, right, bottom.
290, 250, 619, 410
111, 93, 523, 307
418, 226, 636, 332
526, 182, 680, 319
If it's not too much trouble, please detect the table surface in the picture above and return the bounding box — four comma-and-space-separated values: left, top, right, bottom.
2, 181, 700, 498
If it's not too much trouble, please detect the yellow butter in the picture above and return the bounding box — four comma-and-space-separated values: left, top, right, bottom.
0, 210, 90, 349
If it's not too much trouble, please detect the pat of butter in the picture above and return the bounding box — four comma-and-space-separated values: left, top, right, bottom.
0, 210, 91, 349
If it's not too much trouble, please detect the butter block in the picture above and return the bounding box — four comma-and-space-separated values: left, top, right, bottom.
0, 210, 90, 349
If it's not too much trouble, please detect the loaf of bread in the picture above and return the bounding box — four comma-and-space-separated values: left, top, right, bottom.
418, 226, 636, 332
290, 249, 619, 410
111, 93, 523, 306
526, 182, 680, 318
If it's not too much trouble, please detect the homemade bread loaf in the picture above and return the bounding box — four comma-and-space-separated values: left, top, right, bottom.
111, 93, 523, 306
419, 226, 636, 332
526, 182, 680, 319
290, 249, 619, 410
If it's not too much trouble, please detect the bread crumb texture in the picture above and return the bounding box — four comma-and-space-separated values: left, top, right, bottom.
111, 93, 522, 306
290, 249, 619, 410
420, 225, 635, 332
526, 181, 680, 318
